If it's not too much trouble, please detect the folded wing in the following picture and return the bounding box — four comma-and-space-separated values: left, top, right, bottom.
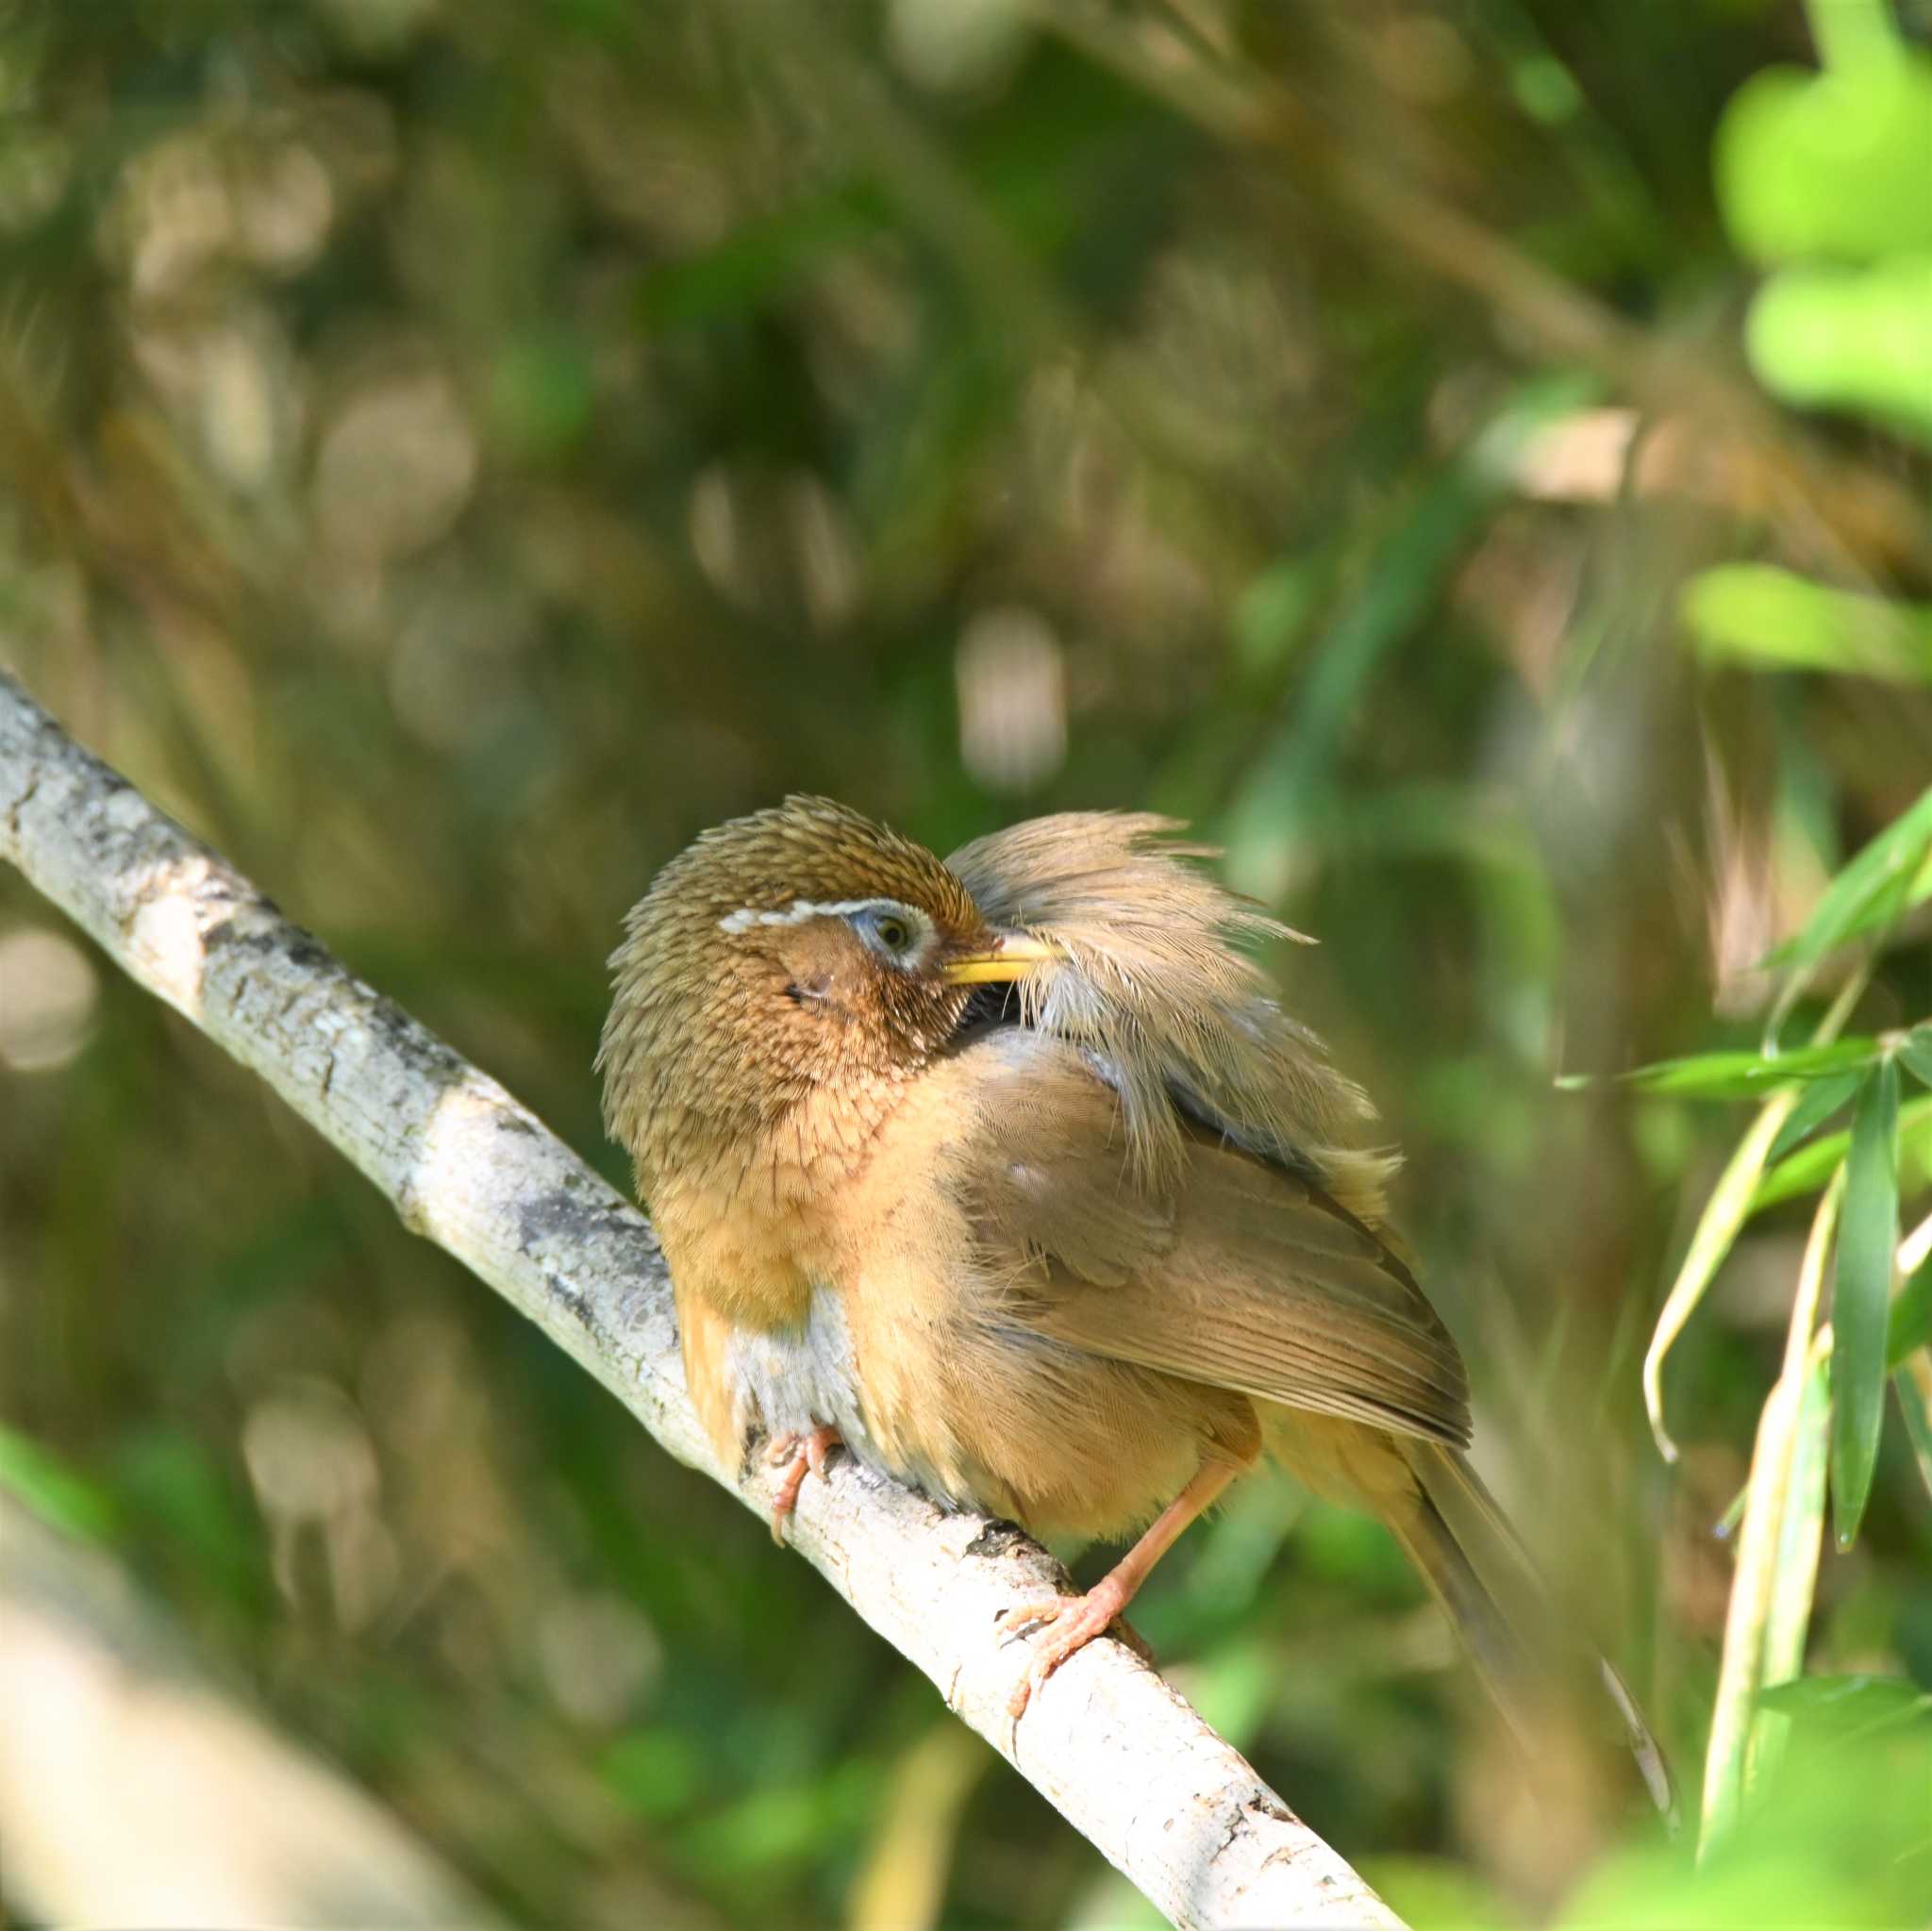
943, 1026, 1470, 1448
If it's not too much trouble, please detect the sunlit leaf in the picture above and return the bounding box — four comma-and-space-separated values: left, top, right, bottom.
1644, 980, 1868, 1461
1564, 1038, 1881, 1100
1715, 51, 1932, 265
1748, 261, 1932, 445
1702, 1180, 1840, 1856
1745, 1347, 1831, 1799
1763, 1351, 1831, 1689
1646, 1095, 1800, 1461
1681, 565, 1932, 680
1763, 784, 1932, 1030
1703, 1373, 1806, 1854
1757, 1674, 1932, 1735
1831, 1060, 1899, 1548
1753, 1092, 1932, 1211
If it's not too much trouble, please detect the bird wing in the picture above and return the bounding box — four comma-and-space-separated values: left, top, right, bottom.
942, 1025, 1471, 1447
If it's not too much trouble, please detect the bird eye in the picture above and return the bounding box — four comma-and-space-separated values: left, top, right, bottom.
871, 913, 911, 952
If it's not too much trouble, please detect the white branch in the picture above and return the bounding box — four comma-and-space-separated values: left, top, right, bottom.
0, 666, 1405, 1931
0, 1494, 511, 1929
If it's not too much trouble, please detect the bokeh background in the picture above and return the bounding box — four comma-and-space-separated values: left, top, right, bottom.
3, 2, 1929, 1925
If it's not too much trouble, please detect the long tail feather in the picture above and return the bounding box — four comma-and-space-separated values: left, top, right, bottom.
1265, 1410, 1677, 1823
1406, 1446, 1679, 1827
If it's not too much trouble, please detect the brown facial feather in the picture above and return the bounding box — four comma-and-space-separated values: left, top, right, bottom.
599, 796, 989, 1207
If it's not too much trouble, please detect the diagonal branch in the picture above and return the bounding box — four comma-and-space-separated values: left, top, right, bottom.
0, 1493, 516, 1929
0, 665, 1405, 1931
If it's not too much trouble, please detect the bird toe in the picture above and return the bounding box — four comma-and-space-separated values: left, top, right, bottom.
766, 1424, 844, 1542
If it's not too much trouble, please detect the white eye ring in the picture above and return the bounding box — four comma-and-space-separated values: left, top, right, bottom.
848, 901, 931, 966
718, 896, 934, 965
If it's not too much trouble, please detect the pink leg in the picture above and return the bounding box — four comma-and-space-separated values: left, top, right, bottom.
1003, 1458, 1244, 1719
767, 1424, 843, 1542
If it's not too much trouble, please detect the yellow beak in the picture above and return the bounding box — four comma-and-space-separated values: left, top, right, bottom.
941, 931, 1058, 986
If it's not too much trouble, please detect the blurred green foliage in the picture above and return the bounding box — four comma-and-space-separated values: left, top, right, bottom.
2, 1, 1929, 1926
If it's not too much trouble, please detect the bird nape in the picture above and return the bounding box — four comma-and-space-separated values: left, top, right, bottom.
597, 795, 1674, 1817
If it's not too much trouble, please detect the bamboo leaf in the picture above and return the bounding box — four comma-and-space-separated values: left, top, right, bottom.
1702, 1372, 1807, 1856
1890, 1260, 1932, 1370
1681, 565, 1932, 682
1764, 784, 1932, 1030
1744, 1345, 1832, 1801
1756, 1674, 1932, 1733
1646, 1095, 1801, 1462
1560, 1039, 1881, 1100
1766, 1070, 1866, 1161
1831, 1060, 1900, 1548
1895, 1359, 1932, 1505
1752, 1092, 1932, 1212
1698, 1182, 1840, 1860
1644, 975, 1869, 1460
1899, 1024, 1932, 1089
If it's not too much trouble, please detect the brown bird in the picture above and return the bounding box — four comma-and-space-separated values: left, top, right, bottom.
599, 798, 1670, 1805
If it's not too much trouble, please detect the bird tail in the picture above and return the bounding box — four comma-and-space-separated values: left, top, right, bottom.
1266, 1415, 1678, 1824
1401, 1445, 1677, 1824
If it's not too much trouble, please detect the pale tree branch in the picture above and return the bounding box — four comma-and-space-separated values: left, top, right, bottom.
0, 1493, 513, 1929
0, 665, 1406, 1931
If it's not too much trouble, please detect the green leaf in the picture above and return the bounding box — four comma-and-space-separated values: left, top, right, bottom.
1647, 1092, 1806, 1461
1889, 1261, 1932, 1369
1899, 1024, 1932, 1088
1715, 55, 1932, 266
1831, 1059, 1900, 1548
1566, 1037, 1882, 1099
1703, 1362, 1815, 1853
1747, 261, 1932, 445
1756, 1673, 1932, 1735
1766, 1070, 1866, 1161
1896, 1365, 1932, 1505
1681, 565, 1932, 681
1804, 0, 1907, 71
1763, 1353, 1832, 1690
1745, 1350, 1832, 1798
0, 1426, 118, 1543
1754, 1092, 1932, 1210
1764, 784, 1932, 1028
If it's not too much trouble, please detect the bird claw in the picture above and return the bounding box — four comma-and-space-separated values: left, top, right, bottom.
999, 1579, 1152, 1720
766, 1424, 842, 1542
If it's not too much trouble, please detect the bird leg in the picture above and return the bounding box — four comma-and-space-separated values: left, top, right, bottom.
765, 1423, 843, 1542
1001, 1457, 1243, 1719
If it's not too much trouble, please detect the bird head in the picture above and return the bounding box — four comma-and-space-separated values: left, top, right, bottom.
599, 797, 1050, 1185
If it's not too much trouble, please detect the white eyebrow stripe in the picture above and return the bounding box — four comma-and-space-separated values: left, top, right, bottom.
717, 897, 915, 936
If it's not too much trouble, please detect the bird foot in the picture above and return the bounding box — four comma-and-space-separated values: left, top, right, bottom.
999, 1576, 1153, 1719
766, 1424, 842, 1542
